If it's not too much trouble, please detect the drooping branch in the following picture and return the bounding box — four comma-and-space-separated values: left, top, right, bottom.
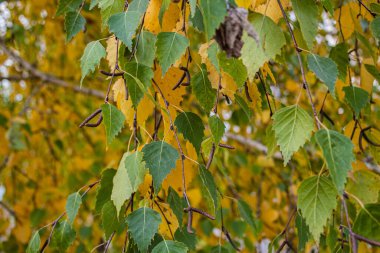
0, 40, 104, 99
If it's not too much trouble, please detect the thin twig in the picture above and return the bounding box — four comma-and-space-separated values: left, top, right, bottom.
276, 0, 320, 129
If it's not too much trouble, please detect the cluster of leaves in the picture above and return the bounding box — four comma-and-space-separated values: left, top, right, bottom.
1, 0, 380, 252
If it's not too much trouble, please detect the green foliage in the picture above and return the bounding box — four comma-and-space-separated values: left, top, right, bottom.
307, 54, 338, 96
156, 32, 189, 75
111, 152, 147, 215
134, 31, 157, 68
101, 103, 126, 146
51, 221, 76, 251
174, 112, 205, 152
191, 64, 216, 112
370, 17, 380, 40
199, 166, 219, 215
126, 207, 162, 252
238, 199, 257, 233
95, 168, 116, 214
80, 41, 106, 85
208, 115, 225, 144
199, 0, 227, 40
329, 43, 349, 81
291, 0, 318, 49
315, 129, 355, 193
142, 141, 179, 193
347, 170, 380, 205
64, 12, 85, 42
353, 203, 380, 241
65, 192, 82, 225
297, 176, 337, 242
219, 52, 247, 87
108, 0, 149, 49
241, 33, 266, 81
124, 62, 154, 108
56, 0, 82, 16
343, 86, 370, 117
272, 105, 314, 165
26, 231, 40, 253
295, 214, 310, 251
101, 201, 119, 239
168, 187, 184, 224
151, 239, 188, 253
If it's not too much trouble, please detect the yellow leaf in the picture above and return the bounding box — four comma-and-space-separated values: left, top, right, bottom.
235, 0, 254, 9
247, 80, 262, 113
153, 202, 179, 238
106, 36, 119, 71
144, 0, 181, 34
334, 2, 373, 40
255, 0, 289, 23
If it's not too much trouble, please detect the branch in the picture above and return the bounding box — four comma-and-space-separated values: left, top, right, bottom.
225, 132, 282, 159
0, 40, 104, 99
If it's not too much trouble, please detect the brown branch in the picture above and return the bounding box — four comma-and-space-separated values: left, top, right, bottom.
276, 0, 320, 129
0, 40, 104, 99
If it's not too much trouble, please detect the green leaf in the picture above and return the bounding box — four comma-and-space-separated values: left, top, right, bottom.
315, 129, 355, 193
321, 0, 333, 15
124, 62, 153, 108
126, 207, 162, 253
90, 0, 99, 10
26, 231, 40, 253
135, 31, 157, 68
191, 64, 216, 112
370, 3, 380, 15
80, 41, 106, 85
189, 0, 196, 17
364, 64, 380, 83
329, 43, 349, 81
199, 0, 227, 40
238, 199, 257, 233
343, 86, 370, 117
101, 201, 119, 239
95, 168, 116, 214
142, 141, 179, 193
174, 112, 205, 153
168, 187, 184, 224
265, 125, 277, 157
101, 103, 125, 146
108, 0, 149, 49
272, 105, 314, 165
219, 52, 247, 87
235, 94, 252, 122
250, 13, 286, 58
111, 152, 147, 215
56, 0, 82, 16
208, 115, 225, 144
208, 43, 220, 73
51, 221, 76, 251
64, 11, 85, 42
199, 166, 219, 215
291, 0, 318, 49
174, 228, 197, 250
370, 17, 380, 40
307, 54, 338, 97
151, 239, 188, 253
241, 33, 266, 81
297, 176, 338, 242
65, 192, 82, 225
353, 203, 380, 241
156, 32, 189, 75
347, 170, 380, 205
99, 0, 124, 27
295, 213, 310, 251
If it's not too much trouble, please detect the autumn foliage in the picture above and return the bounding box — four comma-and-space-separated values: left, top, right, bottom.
1, 0, 380, 252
